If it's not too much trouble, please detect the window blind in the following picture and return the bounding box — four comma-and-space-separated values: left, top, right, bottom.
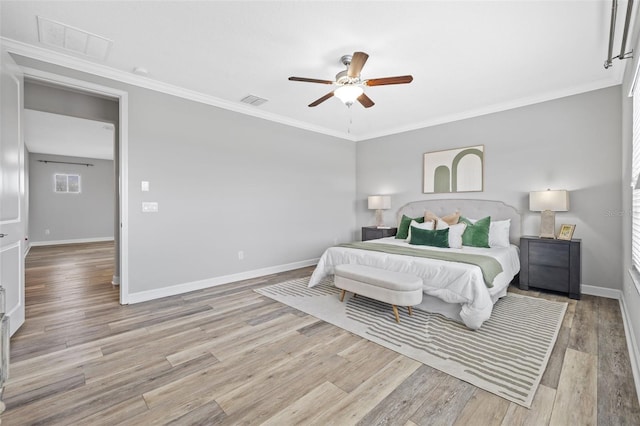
632, 92, 640, 272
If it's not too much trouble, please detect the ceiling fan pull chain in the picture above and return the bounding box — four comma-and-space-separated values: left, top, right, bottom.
347, 111, 353, 134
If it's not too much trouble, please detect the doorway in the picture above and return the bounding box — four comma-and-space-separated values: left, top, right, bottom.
20, 68, 129, 308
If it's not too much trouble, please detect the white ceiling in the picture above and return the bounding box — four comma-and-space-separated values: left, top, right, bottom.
1, 1, 636, 141
24, 109, 114, 160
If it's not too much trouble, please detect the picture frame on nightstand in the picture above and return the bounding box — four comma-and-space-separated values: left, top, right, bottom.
557, 224, 575, 241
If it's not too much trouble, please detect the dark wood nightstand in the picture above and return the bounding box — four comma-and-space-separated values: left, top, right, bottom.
519, 235, 581, 299
362, 226, 397, 241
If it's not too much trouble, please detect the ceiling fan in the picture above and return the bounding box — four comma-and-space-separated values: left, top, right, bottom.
288, 51, 413, 108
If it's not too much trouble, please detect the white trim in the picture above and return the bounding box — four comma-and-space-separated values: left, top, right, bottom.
30, 237, 114, 247
620, 293, 640, 406
581, 284, 622, 300
357, 79, 622, 142
16, 66, 130, 305
127, 258, 319, 304
3, 37, 622, 144
1, 37, 352, 142
119, 91, 129, 304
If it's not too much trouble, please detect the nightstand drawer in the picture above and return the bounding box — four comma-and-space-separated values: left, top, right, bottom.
529, 242, 569, 267
519, 236, 581, 299
528, 265, 570, 292
362, 227, 397, 241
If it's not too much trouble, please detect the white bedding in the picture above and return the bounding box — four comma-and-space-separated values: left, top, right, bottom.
308, 237, 520, 329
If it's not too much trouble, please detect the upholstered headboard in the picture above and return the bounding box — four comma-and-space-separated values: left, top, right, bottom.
396, 199, 522, 245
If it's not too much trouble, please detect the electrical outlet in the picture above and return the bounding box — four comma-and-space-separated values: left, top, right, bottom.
238, 250, 244, 260
142, 202, 159, 213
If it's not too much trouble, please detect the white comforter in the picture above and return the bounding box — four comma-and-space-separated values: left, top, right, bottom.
308, 237, 520, 329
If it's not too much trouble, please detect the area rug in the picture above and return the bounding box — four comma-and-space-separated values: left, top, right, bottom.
255, 277, 567, 408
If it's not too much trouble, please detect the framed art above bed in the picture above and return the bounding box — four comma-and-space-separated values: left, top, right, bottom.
423, 145, 484, 194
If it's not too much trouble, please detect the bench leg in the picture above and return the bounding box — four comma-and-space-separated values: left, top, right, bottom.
339, 289, 346, 302
408, 306, 413, 316
392, 305, 400, 323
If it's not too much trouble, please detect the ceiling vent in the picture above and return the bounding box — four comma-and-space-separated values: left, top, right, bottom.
37, 16, 113, 61
240, 94, 268, 106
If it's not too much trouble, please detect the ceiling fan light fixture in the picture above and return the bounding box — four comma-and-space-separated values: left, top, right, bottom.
334, 85, 364, 106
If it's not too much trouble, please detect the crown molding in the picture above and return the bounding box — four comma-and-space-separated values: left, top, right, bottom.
356, 77, 623, 142
1, 37, 356, 142
1, 36, 625, 143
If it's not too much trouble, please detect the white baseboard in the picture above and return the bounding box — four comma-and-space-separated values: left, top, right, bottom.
125, 258, 319, 304
619, 294, 640, 406
29, 237, 114, 247
581, 284, 622, 299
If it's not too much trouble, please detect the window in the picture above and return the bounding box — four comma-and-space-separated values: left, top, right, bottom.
55, 174, 80, 193
632, 89, 640, 287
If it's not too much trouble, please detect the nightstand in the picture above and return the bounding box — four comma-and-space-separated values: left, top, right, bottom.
362, 226, 397, 241
519, 235, 581, 299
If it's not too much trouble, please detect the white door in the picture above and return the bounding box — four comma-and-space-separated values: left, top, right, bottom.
0, 48, 25, 335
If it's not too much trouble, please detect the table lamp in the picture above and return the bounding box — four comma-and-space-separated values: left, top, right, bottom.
529, 189, 569, 238
368, 195, 391, 228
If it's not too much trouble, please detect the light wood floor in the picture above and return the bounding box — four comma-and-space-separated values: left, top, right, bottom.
2, 242, 639, 425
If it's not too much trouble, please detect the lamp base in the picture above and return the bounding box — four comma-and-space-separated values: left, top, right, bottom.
375, 209, 384, 227
539, 210, 556, 239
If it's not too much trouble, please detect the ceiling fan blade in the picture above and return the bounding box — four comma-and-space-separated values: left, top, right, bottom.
357, 93, 375, 108
289, 76, 334, 85
348, 51, 369, 77
365, 75, 414, 86
309, 91, 335, 107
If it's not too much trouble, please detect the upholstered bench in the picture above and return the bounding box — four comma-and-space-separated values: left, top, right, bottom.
333, 264, 423, 323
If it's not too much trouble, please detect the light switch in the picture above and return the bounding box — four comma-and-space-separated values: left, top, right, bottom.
142, 202, 158, 212
141, 181, 150, 192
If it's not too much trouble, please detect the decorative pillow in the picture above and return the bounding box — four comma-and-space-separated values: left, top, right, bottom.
425, 210, 460, 227
463, 217, 511, 248
396, 214, 425, 239
409, 226, 450, 248
406, 220, 435, 242
435, 221, 467, 249
489, 219, 511, 248
459, 216, 491, 248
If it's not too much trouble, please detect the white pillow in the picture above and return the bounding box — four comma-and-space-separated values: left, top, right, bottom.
465, 217, 511, 248
435, 220, 467, 249
407, 220, 434, 242
489, 219, 511, 248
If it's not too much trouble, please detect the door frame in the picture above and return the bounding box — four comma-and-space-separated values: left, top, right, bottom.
20, 67, 131, 304
1, 52, 26, 335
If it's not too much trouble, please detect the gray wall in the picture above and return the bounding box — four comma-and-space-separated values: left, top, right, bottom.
126, 87, 355, 292
24, 80, 119, 123
29, 153, 115, 243
356, 86, 622, 290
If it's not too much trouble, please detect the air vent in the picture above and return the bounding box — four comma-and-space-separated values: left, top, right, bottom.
37, 16, 113, 60
240, 95, 268, 106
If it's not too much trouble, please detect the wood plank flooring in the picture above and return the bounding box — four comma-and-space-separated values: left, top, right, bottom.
2, 242, 639, 425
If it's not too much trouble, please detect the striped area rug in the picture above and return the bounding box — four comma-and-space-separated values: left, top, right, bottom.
255, 277, 567, 408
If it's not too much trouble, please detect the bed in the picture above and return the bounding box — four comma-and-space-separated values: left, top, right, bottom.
308, 199, 521, 329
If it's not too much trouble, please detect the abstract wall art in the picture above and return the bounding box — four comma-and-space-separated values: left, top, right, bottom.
423, 145, 484, 193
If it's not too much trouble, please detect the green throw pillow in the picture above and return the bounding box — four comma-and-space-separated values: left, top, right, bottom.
460, 216, 491, 248
396, 214, 425, 239
409, 226, 450, 248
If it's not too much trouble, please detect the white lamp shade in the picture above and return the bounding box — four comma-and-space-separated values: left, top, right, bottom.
334, 85, 364, 104
529, 190, 569, 212
368, 195, 391, 210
